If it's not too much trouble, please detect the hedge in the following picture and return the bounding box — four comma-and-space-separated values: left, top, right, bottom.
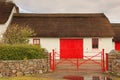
0, 44, 47, 60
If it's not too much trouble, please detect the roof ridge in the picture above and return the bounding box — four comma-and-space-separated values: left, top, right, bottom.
111, 23, 120, 25
13, 13, 105, 18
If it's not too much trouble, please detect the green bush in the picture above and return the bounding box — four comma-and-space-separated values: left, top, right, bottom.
0, 44, 47, 60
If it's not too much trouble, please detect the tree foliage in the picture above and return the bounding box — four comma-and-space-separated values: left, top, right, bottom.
3, 24, 36, 44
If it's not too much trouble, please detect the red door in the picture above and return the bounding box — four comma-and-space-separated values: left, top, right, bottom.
115, 42, 120, 51
60, 39, 83, 59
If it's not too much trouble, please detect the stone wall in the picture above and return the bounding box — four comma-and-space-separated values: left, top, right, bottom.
0, 59, 48, 77
108, 50, 120, 76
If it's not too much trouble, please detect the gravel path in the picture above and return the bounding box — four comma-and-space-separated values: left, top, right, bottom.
37, 59, 113, 80
35, 71, 110, 80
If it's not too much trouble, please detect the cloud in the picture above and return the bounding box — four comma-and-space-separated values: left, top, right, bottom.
14, 0, 120, 22
14, 0, 100, 13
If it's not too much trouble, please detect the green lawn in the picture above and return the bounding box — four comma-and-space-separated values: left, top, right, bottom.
0, 76, 62, 80
0, 76, 119, 80
114, 78, 120, 80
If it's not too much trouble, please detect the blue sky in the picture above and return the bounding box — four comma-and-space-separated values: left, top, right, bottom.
14, 0, 120, 23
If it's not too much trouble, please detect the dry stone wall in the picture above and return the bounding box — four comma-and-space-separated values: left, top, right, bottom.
0, 59, 48, 77
108, 50, 120, 76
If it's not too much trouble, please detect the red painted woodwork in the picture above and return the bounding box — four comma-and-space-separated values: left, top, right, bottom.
115, 42, 120, 51
50, 49, 104, 72
60, 39, 83, 59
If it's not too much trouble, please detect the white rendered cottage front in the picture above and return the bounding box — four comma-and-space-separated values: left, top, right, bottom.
29, 37, 114, 59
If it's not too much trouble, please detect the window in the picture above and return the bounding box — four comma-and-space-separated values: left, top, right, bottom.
33, 39, 40, 45
92, 38, 98, 49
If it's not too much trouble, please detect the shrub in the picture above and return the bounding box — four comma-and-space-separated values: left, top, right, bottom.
0, 44, 47, 60
3, 24, 36, 44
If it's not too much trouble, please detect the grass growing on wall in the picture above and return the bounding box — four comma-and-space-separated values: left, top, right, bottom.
0, 44, 47, 60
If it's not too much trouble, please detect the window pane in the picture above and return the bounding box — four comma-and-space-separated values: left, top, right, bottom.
92, 38, 98, 49
37, 40, 40, 44
33, 39, 40, 45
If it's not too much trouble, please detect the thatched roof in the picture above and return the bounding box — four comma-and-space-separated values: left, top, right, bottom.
0, 2, 16, 24
112, 23, 120, 41
11, 13, 114, 37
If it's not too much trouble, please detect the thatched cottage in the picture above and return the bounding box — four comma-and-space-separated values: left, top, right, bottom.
0, 1, 120, 59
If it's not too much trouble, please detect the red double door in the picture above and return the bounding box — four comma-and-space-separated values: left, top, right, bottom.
60, 39, 83, 59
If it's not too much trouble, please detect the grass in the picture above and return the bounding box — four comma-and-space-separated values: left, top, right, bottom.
0, 76, 62, 80
114, 78, 120, 80
0, 76, 119, 80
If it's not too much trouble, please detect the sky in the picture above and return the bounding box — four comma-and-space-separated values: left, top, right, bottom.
13, 0, 120, 23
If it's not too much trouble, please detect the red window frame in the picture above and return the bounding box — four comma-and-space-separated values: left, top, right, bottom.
92, 38, 98, 49
33, 38, 40, 45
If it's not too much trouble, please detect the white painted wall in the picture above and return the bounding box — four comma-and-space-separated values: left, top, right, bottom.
29, 37, 114, 59
29, 38, 33, 44
99, 38, 114, 53
84, 37, 114, 59
112, 41, 115, 50
40, 38, 60, 52
29, 38, 60, 59
0, 7, 17, 40
44, 37, 114, 59
40, 38, 60, 59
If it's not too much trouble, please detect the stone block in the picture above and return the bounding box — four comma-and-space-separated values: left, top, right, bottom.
38, 70, 43, 74
0, 59, 48, 77
16, 72, 24, 77
109, 55, 116, 59
116, 54, 120, 59
0, 73, 3, 78
12, 69, 17, 74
